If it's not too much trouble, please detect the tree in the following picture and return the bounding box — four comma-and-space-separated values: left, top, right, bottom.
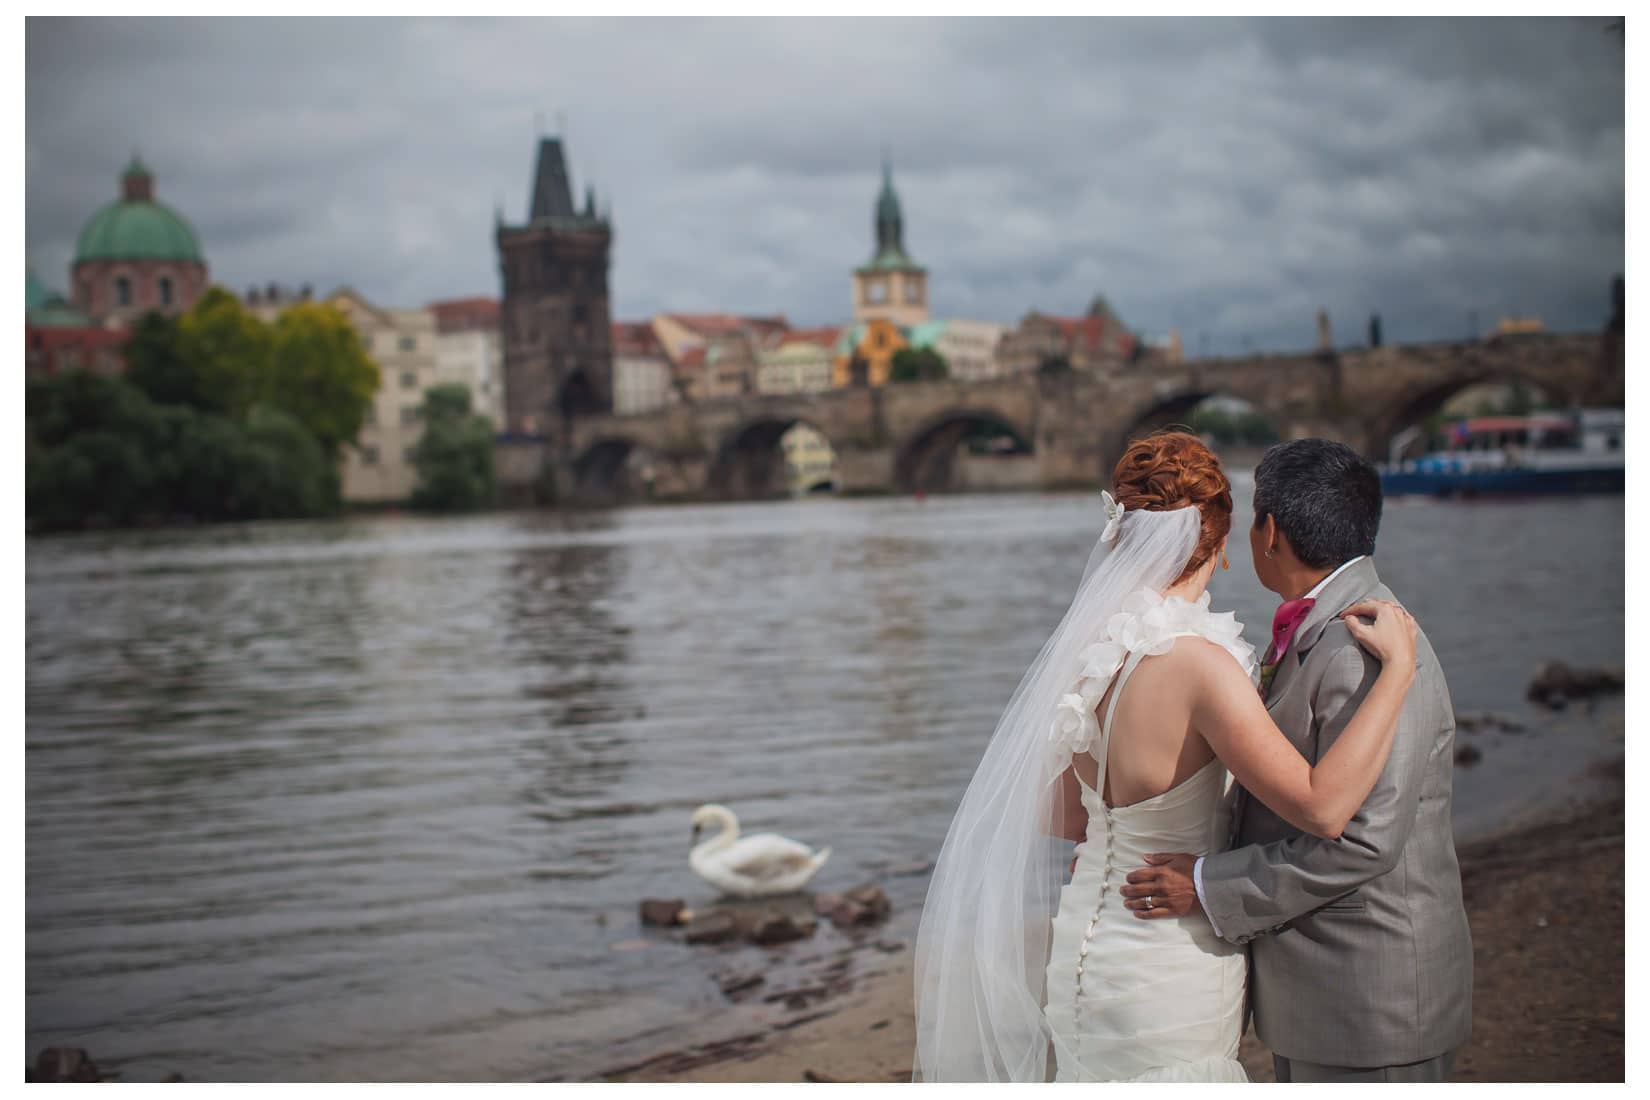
410, 384, 496, 511
889, 346, 950, 383
174, 286, 274, 418
26, 369, 342, 531
267, 301, 381, 458
124, 311, 200, 408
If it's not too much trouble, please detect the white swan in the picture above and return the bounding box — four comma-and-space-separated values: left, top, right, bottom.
689, 803, 831, 898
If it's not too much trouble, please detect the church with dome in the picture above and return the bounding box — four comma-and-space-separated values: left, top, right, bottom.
68, 156, 209, 325
27, 156, 209, 374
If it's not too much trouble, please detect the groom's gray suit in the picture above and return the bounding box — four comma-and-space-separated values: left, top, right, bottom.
1199, 558, 1473, 1080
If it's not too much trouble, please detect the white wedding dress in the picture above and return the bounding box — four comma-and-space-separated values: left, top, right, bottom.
1041, 590, 1251, 1082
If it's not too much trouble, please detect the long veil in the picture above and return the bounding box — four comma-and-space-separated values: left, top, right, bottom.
912, 501, 1201, 1082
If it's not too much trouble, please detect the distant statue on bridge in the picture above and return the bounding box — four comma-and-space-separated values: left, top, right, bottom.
1316, 309, 1333, 354
1369, 313, 1383, 348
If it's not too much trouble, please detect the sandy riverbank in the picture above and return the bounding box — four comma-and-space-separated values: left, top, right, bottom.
598, 761, 1624, 1084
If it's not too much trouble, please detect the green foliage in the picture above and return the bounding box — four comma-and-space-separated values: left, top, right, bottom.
410, 384, 496, 512
124, 311, 199, 408
175, 286, 274, 417
26, 287, 380, 531
27, 372, 342, 531
889, 346, 950, 383
268, 302, 380, 457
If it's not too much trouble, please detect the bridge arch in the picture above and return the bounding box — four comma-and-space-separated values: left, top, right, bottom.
893, 406, 1035, 494
1106, 390, 1282, 476
1369, 367, 1575, 462
707, 416, 838, 500
570, 436, 656, 503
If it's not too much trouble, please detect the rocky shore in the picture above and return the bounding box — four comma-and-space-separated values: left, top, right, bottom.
596, 759, 1625, 1084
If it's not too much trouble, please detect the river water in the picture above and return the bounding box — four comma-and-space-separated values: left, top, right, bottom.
25, 483, 1624, 1081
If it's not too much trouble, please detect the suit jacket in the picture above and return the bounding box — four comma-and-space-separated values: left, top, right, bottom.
1199, 558, 1473, 1068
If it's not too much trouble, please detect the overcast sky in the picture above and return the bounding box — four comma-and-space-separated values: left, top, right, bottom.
26, 17, 1624, 355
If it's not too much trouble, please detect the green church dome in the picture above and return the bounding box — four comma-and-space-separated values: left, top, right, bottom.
74, 157, 204, 264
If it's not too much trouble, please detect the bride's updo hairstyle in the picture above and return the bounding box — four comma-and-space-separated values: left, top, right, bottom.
1110, 429, 1232, 583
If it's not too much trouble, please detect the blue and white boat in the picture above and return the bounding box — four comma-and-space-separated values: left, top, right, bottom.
1381, 409, 1623, 497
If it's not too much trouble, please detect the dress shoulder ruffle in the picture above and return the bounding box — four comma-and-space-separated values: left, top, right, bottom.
1049, 589, 1258, 757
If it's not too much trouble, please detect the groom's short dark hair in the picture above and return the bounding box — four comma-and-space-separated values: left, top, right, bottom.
1252, 439, 1382, 569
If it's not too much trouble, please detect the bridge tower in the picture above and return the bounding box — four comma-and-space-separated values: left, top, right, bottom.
496, 137, 614, 446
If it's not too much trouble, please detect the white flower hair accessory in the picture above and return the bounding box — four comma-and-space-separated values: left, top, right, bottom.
1100, 490, 1126, 544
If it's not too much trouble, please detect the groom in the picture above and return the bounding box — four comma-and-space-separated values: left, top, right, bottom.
1121, 439, 1472, 1082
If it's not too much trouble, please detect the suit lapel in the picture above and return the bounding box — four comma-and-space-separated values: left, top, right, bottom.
1292, 557, 1381, 656
1234, 559, 1382, 845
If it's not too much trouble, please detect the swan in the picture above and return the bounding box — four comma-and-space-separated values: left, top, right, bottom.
689, 803, 831, 898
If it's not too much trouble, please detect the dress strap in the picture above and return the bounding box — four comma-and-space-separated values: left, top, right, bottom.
1092, 630, 1204, 802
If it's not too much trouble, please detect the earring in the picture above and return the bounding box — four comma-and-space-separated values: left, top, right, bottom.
1264, 550, 1275, 559
1221, 553, 1230, 571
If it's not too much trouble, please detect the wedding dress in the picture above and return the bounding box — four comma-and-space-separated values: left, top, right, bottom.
1041, 591, 1251, 1082
914, 497, 1255, 1083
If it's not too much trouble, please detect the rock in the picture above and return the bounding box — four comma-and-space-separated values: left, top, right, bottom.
885, 859, 934, 877
1528, 661, 1625, 707
869, 1019, 891, 1031
683, 910, 740, 945
826, 899, 870, 928
1455, 744, 1483, 766
750, 911, 814, 946
872, 938, 907, 953
717, 972, 765, 999
844, 884, 891, 922
29, 1048, 105, 1082
803, 1068, 842, 1082
812, 892, 843, 916
639, 897, 687, 927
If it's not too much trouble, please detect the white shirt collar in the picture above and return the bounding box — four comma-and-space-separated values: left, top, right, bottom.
1304, 555, 1368, 600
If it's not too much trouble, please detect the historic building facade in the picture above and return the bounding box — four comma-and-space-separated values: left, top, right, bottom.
757, 327, 839, 395
611, 320, 677, 415
852, 161, 928, 327
495, 137, 613, 440
996, 297, 1137, 375
906, 318, 1006, 382
430, 296, 505, 427
71, 157, 209, 326
832, 317, 908, 388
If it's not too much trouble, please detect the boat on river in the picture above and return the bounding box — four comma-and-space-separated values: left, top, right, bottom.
1381, 409, 1623, 497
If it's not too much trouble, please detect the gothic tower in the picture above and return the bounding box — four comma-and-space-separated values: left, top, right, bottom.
852, 158, 928, 326
496, 137, 613, 440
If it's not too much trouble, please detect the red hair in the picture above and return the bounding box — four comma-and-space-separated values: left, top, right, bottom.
1110, 430, 1232, 583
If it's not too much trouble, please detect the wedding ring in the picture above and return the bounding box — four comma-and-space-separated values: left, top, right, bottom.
1144, 896, 1153, 910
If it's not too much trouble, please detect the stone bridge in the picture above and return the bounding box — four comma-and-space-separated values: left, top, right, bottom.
498, 331, 1620, 504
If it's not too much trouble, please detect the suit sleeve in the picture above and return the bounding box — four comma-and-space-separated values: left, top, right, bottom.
1197, 625, 1444, 946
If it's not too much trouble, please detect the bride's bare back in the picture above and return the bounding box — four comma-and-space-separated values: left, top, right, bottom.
1073, 638, 1218, 808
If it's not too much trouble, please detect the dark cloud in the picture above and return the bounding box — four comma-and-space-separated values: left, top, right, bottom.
26, 16, 1623, 354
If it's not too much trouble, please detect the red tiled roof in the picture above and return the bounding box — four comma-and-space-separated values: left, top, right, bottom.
1033, 312, 1135, 357
428, 296, 500, 332
667, 312, 791, 339
612, 321, 664, 357
778, 326, 840, 349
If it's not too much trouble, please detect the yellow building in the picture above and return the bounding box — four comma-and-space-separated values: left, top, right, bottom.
851, 161, 928, 327
780, 422, 837, 495
1496, 315, 1546, 335
757, 327, 838, 394
831, 317, 908, 388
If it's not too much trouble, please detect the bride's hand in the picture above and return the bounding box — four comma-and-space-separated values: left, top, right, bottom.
1340, 599, 1418, 670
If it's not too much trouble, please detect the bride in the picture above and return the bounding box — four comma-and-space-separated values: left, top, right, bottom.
912, 431, 1417, 1082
